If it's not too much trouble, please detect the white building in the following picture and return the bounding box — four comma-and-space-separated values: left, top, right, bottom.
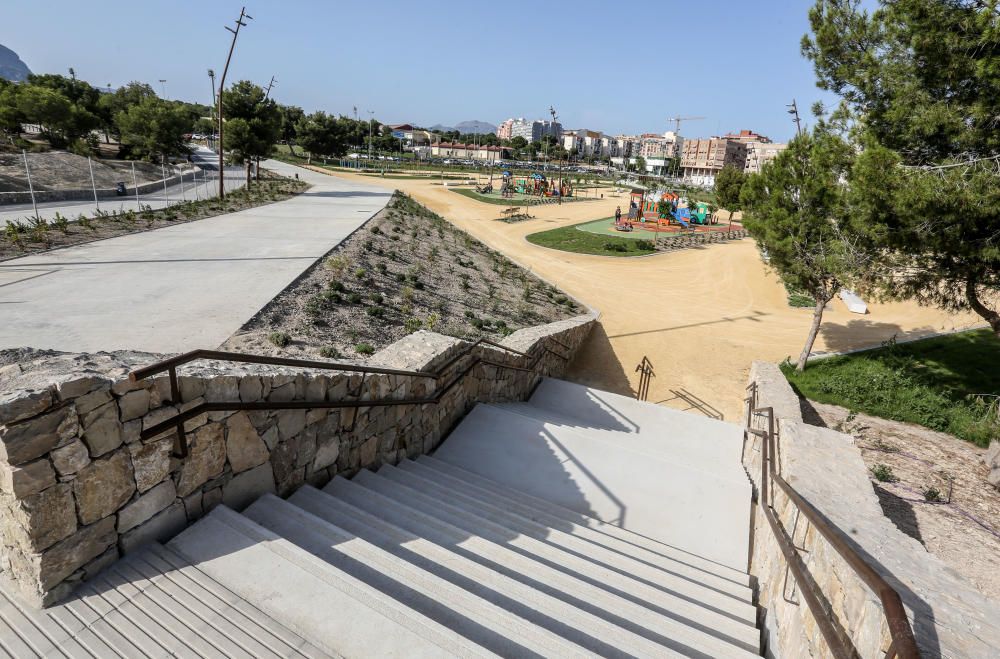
744, 141, 788, 174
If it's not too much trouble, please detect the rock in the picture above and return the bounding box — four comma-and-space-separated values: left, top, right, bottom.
205, 376, 240, 403
238, 376, 263, 402
0, 458, 56, 498
118, 389, 150, 422
56, 377, 105, 401
128, 437, 173, 493
117, 480, 176, 534
986, 441, 1000, 469
118, 502, 187, 554
74, 388, 112, 416
359, 436, 378, 467
50, 440, 91, 477
202, 487, 222, 513
0, 389, 53, 425
261, 425, 279, 451
5, 481, 77, 554
23, 516, 116, 594
0, 405, 76, 465
182, 491, 203, 521
225, 411, 269, 474
174, 423, 225, 497
277, 410, 306, 440
178, 377, 206, 403
73, 451, 135, 525
81, 402, 123, 457
271, 440, 298, 486
988, 468, 1000, 489
142, 405, 179, 435
222, 462, 275, 511
313, 434, 341, 471
122, 419, 141, 445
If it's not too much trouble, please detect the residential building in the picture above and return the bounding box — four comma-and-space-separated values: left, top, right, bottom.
744, 141, 787, 174
510, 118, 563, 143
721, 129, 772, 144
388, 124, 437, 148
429, 142, 510, 162
496, 119, 514, 140
562, 129, 604, 158
680, 137, 748, 186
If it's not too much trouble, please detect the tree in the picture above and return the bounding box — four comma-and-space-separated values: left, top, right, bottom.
115, 96, 190, 160
803, 0, 1000, 337
295, 111, 349, 163
277, 104, 304, 154
24, 73, 100, 147
221, 81, 281, 183
16, 86, 75, 147
0, 80, 24, 143
714, 164, 747, 223
99, 82, 157, 142
741, 128, 858, 370
634, 156, 647, 173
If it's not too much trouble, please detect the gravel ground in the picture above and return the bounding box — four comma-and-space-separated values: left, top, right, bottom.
222, 192, 581, 358
803, 400, 1000, 598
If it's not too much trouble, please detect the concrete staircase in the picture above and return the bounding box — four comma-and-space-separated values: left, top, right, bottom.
1, 379, 759, 657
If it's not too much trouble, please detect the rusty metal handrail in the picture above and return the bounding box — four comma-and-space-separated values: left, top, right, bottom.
130, 338, 566, 455
745, 384, 920, 659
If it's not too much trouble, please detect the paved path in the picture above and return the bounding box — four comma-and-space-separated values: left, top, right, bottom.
0, 160, 392, 353
0, 147, 245, 224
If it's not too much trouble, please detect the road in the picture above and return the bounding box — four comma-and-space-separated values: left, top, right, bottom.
0, 147, 246, 225
0, 159, 392, 354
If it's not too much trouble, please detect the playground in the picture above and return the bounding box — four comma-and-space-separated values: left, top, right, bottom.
578, 216, 738, 238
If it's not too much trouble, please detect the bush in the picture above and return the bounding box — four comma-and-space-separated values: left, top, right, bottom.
347, 292, 362, 304
319, 346, 340, 359
354, 268, 366, 279
370, 292, 384, 304
328, 280, 345, 292
355, 342, 375, 355
603, 242, 628, 253
404, 317, 422, 333
788, 293, 816, 308
636, 239, 656, 251
365, 305, 385, 317
325, 255, 349, 274
870, 464, 896, 482
268, 331, 291, 347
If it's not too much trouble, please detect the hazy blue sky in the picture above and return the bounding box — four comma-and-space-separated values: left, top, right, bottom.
4, 0, 839, 141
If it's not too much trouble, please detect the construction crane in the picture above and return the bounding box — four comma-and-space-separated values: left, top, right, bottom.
665, 115, 706, 136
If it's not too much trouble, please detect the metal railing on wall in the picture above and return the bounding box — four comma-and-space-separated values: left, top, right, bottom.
744, 382, 920, 659
129, 338, 569, 458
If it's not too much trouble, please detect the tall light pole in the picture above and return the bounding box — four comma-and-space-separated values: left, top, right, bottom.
158, 79, 168, 98
217, 6, 253, 199
787, 99, 803, 136
367, 110, 374, 163
207, 69, 216, 149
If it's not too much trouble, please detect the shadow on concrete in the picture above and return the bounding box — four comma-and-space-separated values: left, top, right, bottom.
0, 256, 317, 268
560, 322, 635, 398
872, 484, 924, 545
656, 389, 726, 421
818, 320, 935, 355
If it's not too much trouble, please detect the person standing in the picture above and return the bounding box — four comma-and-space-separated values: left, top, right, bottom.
615, 206, 622, 225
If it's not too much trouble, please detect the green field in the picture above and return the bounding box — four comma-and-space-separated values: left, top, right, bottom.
783, 329, 1000, 446
526, 218, 658, 257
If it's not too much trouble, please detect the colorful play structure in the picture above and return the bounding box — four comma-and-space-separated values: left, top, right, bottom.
626, 189, 716, 229
501, 171, 573, 199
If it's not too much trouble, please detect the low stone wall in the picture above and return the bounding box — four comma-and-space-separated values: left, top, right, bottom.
0, 314, 594, 606
656, 228, 747, 252
746, 361, 1000, 658
0, 173, 185, 206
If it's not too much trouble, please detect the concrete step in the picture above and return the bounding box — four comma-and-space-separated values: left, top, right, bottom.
399, 458, 755, 609
493, 400, 748, 483
168, 505, 498, 658
292, 485, 686, 658
433, 403, 751, 571
417, 454, 751, 587
382, 462, 759, 650
0, 544, 323, 659
528, 377, 745, 460
243, 493, 587, 658
342, 470, 760, 658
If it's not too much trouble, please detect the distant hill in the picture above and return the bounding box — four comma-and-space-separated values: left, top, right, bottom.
0, 44, 31, 82
429, 120, 498, 135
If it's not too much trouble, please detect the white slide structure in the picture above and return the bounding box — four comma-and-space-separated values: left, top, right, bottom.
0, 378, 759, 657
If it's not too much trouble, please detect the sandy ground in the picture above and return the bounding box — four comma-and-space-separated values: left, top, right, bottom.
301, 165, 981, 421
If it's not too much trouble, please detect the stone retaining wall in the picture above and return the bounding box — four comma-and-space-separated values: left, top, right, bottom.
655, 228, 747, 251
0, 315, 594, 607
746, 361, 1000, 658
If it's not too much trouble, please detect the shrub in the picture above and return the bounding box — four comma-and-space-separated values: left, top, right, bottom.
365, 305, 385, 317
376, 262, 388, 274
328, 280, 345, 292
636, 239, 655, 251
363, 239, 374, 251
370, 226, 382, 235
401, 286, 414, 302
404, 317, 422, 333
347, 292, 362, 304
923, 487, 943, 502
603, 242, 628, 253
870, 464, 896, 483
323, 290, 342, 304
268, 331, 291, 347
354, 268, 366, 279
325, 255, 349, 274
788, 293, 816, 308
355, 342, 375, 355
426, 312, 440, 330
394, 272, 406, 283
319, 346, 340, 359
370, 292, 384, 304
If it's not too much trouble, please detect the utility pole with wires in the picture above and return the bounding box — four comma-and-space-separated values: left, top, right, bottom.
207, 69, 217, 149
263, 75, 276, 99
217, 6, 253, 200
158, 79, 168, 98
787, 99, 803, 136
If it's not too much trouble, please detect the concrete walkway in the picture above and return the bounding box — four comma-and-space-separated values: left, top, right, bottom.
0, 160, 391, 353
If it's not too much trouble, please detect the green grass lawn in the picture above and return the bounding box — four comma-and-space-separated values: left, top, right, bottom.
783, 329, 1000, 446
451, 189, 538, 205
526, 219, 658, 257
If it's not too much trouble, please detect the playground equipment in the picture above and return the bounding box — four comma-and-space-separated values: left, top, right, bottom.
511, 172, 574, 198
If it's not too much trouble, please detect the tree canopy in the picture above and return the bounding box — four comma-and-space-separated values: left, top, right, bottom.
116, 95, 190, 160
222, 80, 281, 177
714, 164, 747, 221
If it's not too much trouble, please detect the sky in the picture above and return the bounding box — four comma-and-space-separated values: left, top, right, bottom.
3, 0, 840, 142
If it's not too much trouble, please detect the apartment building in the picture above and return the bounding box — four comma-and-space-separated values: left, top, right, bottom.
562, 129, 605, 157
496, 119, 514, 140
680, 137, 748, 186
509, 118, 563, 142
744, 140, 788, 174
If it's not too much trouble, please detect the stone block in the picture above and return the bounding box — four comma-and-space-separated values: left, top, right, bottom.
29, 515, 116, 593
359, 436, 378, 467
202, 487, 222, 513
183, 491, 203, 521
117, 480, 176, 534
261, 425, 279, 451
206, 376, 240, 403
986, 441, 1000, 470
73, 451, 135, 525
118, 502, 187, 554
122, 419, 141, 445
268, 383, 295, 403
0, 388, 53, 425
6, 482, 77, 552
129, 437, 172, 492
222, 462, 275, 511
988, 468, 1000, 489
313, 434, 341, 472
49, 439, 90, 476
239, 376, 263, 402
271, 439, 299, 487
277, 409, 306, 440
81, 402, 123, 457
118, 389, 150, 422
178, 377, 206, 403
0, 458, 56, 498
225, 411, 269, 474
305, 376, 327, 402
142, 405, 179, 435
55, 377, 104, 401
0, 405, 76, 466
174, 423, 225, 497
74, 388, 112, 416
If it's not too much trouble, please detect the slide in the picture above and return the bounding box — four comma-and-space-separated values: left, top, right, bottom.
839, 289, 869, 314
673, 208, 692, 229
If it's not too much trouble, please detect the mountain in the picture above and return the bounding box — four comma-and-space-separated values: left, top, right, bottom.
428, 120, 498, 135
0, 44, 31, 82
454, 120, 497, 135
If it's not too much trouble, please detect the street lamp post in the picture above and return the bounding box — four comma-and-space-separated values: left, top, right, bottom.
367, 110, 374, 166
217, 6, 252, 200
